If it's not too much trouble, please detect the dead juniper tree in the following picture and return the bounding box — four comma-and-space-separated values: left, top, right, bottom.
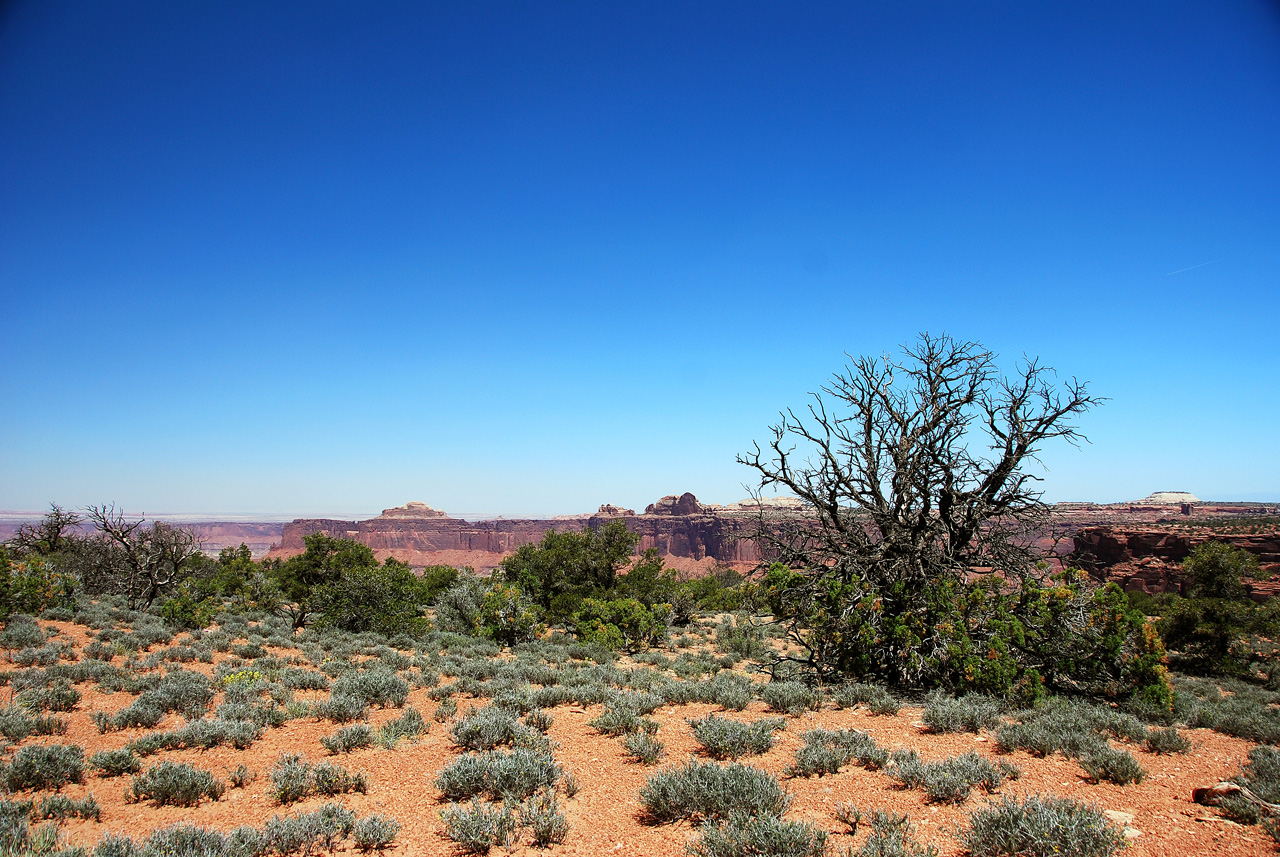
81, 505, 204, 610
739, 334, 1164, 700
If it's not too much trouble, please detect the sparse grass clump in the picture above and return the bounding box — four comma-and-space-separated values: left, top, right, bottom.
130, 760, 225, 807
519, 789, 569, 846
4, 744, 85, 792
639, 759, 791, 823
377, 706, 426, 748
688, 714, 785, 759
961, 794, 1127, 857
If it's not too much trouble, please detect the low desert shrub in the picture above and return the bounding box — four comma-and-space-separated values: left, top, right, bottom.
314, 694, 367, 723
621, 732, 665, 765
4, 744, 85, 792
89, 748, 140, 777
961, 794, 1126, 857
1144, 725, 1192, 755
922, 691, 1002, 733
689, 812, 827, 857
229, 764, 255, 789
269, 754, 365, 804
321, 724, 373, 754
890, 750, 1018, 804
34, 794, 100, 821
130, 761, 225, 807
639, 759, 791, 824
352, 814, 401, 852
435, 748, 563, 802
788, 728, 886, 777
853, 811, 939, 857
330, 670, 409, 708
762, 681, 819, 715
377, 707, 426, 748
519, 790, 569, 846
688, 714, 786, 759
17, 681, 80, 713
1079, 747, 1146, 785
833, 682, 899, 716
451, 706, 541, 750
439, 798, 519, 854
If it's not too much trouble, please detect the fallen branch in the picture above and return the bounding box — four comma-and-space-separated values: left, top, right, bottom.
1193, 781, 1280, 817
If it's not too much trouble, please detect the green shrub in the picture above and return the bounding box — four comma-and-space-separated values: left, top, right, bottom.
478, 583, 545, 645
352, 814, 401, 852
321, 724, 373, 754
574, 597, 670, 652
639, 759, 791, 824
621, 731, 665, 765
961, 794, 1126, 857
89, 748, 140, 777
130, 761, 225, 807
439, 798, 518, 854
714, 615, 769, 662
688, 714, 785, 759
762, 681, 818, 715
4, 744, 85, 791
688, 812, 827, 857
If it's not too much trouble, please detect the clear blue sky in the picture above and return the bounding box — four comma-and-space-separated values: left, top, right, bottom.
2, 2, 1277, 518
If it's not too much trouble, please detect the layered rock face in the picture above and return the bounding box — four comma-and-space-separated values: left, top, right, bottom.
269, 495, 769, 572
1071, 525, 1280, 600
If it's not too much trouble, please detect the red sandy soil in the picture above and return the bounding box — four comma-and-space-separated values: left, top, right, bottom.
14, 619, 1276, 857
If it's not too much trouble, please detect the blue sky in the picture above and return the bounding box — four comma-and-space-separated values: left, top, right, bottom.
2, 1, 1278, 518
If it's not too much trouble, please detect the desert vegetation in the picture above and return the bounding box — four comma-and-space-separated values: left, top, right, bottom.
0, 337, 1276, 855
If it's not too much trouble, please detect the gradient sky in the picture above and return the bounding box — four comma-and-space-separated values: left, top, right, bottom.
2, 2, 1278, 519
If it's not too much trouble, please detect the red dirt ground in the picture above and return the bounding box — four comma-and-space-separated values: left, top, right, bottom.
13, 619, 1276, 857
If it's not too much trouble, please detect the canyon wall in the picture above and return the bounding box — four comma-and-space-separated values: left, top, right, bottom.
1071, 526, 1280, 600
267, 495, 767, 572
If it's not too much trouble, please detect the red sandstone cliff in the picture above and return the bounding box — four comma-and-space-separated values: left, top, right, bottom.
266, 496, 767, 572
